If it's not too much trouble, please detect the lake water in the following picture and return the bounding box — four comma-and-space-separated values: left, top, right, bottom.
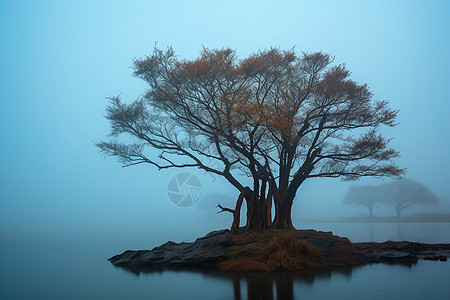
1, 223, 449, 299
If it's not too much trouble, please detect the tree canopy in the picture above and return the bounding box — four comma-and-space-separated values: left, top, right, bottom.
343, 179, 439, 217
343, 184, 382, 217
382, 179, 439, 217
98, 46, 404, 231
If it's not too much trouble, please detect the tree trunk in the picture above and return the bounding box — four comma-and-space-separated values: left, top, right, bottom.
396, 206, 402, 217
245, 193, 272, 231
266, 181, 273, 225
230, 191, 245, 232
272, 190, 294, 229
242, 177, 274, 231
272, 159, 312, 229
272, 200, 294, 229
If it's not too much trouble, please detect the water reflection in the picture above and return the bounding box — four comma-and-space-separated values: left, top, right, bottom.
369, 224, 375, 241
397, 225, 403, 240
109, 257, 431, 300
236, 272, 295, 300
219, 268, 353, 300
115, 265, 358, 300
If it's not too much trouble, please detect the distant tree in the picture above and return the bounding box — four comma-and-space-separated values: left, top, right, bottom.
98, 46, 404, 231
381, 179, 438, 217
343, 184, 382, 217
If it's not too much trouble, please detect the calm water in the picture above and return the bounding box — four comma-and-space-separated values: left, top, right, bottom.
1, 223, 449, 300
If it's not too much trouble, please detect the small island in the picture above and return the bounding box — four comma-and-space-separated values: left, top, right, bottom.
109, 229, 450, 273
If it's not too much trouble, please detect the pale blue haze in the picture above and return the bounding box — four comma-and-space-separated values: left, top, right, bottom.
0, 1, 449, 299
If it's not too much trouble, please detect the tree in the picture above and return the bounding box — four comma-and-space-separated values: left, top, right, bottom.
98, 46, 404, 231
381, 179, 438, 217
343, 184, 382, 217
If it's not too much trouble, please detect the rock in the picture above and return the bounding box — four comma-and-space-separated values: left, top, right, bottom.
423, 256, 447, 261
109, 230, 233, 271
109, 229, 450, 272
354, 241, 450, 264
379, 251, 417, 263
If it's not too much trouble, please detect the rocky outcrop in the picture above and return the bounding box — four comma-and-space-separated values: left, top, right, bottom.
109, 229, 450, 272
109, 230, 232, 270
354, 241, 450, 263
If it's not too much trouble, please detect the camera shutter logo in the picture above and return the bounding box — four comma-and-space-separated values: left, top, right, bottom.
167, 173, 202, 207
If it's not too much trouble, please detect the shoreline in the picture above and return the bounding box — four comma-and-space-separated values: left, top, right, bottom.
109, 229, 450, 273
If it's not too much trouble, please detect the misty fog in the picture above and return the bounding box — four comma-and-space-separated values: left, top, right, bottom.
1, 0, 449, 269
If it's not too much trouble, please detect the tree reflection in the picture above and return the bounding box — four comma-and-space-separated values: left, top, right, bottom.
227, 268, 353, 300
247, 274, 274, 300
113, 264, 355, 300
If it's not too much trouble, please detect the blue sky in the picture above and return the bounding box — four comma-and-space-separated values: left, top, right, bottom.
1, 0, 449, 240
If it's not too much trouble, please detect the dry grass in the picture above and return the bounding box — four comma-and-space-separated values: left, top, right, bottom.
217, 229, 368, 271
261, 235, 324, 270
219, 257, 271, 272
219, 234, 324, 272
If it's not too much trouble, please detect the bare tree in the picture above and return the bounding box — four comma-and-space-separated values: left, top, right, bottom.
381, 179, 438, 217
98, 46, 404, 231
343, 184, 383, 217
